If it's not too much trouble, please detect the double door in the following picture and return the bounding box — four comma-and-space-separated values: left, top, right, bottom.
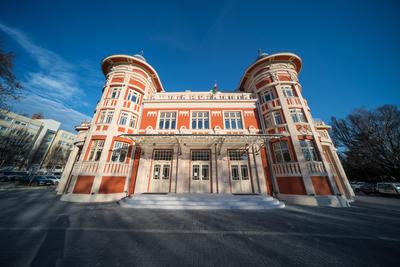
150, 162, 171, 192
230, 162, 252, 193
190, 150, 211, 193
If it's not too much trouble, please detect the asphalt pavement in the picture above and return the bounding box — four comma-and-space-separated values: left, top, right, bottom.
0, 188, 399, 267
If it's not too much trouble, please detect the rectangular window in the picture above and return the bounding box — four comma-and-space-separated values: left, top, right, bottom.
119, 112, 129, 125
127, 89, 140, 104
153, 165, 161, 179
129, 115, 136, 128
231, 165, 239, 180
228, 150, 248, 161
300, 140, 318, 161
290, 108, 307, 123
264, 114, 273, 128
282, 85, 295, 97
109, 87, 121, 99
272, 142, 291, 163
153, 150, 173, 161
261, 89, 274, 103
191, 111, 209, 129
224, 111, 243, 129
273, 111, 283, 125
191, 150, 210, 161
240, 165, 249, 180
105, 110, 114, 124
88, 140, 104, 161
158, 112, 177, 130
111, 141, 129, 162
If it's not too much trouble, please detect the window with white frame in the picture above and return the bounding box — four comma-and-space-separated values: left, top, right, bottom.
105, 110, 114, 124
191, 150, 210, 161
88, 140, 104, 161
154, 150, 173, 161
191, 111, 209, 129
282, 85, 295, 97
109, 87, 121, 99
224, 111, 243, 129
158, 112, 177, 130
272, 141, 292, 163
264, 113, 273, 128
111, 141, 129, 162
260, 89, 274, 103
228, 150, 248, 161
97, 110, 114, 124
119, 112, 129, 125
273, 111, 283, 125
300, 140, 318, 161
129, 115, 136, 128
290, 108, 307, 123
127, 89, 140, 104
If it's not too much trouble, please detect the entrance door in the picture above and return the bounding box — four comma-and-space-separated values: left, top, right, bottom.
150, 150, 172, 193
228, 150, 253, 194
190, 150, 211, 193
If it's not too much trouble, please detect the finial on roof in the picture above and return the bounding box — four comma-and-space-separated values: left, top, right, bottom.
256, 49, 268, 61
133, 50, 146, 62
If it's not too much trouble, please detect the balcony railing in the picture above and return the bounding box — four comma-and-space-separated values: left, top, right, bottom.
144, 92, 256, 101
306, 161, 327, 175
272, 162, 302, 177
71, 161, 131, 176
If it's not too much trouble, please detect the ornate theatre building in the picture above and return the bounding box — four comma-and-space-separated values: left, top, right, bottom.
57, 52, 354, 206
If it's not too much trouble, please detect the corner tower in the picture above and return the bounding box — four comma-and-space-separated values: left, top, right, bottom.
60, 54, 164, 202
238, 52, 354, 206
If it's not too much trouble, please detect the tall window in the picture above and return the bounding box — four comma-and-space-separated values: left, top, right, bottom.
290, 108, 307, 123
88, 140, 104, 161
119, 112, 129, 125
282, 85, 295, 97
158, 112, 177, 130
129, 115, 136, 128
272, 142, 291, 163
273, 111, 283, 125
261, 89, 274, 103
224, 111, 243, 129
111, 142, 129, 162
97, 110, 114, 124
191, 111, 209, 129
109, 87, 121, 99
127, 89, 140, 104
105, 110, 114, 124
300, 140, 318, 161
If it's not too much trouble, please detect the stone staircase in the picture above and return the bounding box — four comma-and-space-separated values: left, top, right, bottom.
119, 193, 285, 210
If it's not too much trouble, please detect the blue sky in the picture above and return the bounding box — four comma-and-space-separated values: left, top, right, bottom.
1, 0, 399, 131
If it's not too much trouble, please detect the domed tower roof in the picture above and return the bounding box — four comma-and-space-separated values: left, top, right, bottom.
132, 53, 146, 62
256, 50, 269, 61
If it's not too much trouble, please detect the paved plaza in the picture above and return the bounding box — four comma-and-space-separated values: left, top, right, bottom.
0, 188, 399, 267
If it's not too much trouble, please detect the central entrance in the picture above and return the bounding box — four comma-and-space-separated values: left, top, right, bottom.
190, 150, 211, 193
150, 150, 172, 193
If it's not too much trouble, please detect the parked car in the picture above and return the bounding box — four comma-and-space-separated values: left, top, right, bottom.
30, 176, 54, 186
360, 183, 376, 195
45, 175, 60, 185
350, 182, 365, 193
376, 182, 400, 197
0, 171, 28, 182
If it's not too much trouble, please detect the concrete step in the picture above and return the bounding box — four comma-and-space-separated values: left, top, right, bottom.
119, 194, 285, 210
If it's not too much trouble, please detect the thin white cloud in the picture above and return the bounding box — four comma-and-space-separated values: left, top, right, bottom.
0, 22, 93, 131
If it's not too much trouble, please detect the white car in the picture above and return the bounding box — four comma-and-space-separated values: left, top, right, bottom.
376, 183, 400, 196
44, 175, 60, 185
350, 182, 365, 193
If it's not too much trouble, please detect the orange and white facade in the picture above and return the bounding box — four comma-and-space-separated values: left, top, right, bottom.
57, 52, 354, 206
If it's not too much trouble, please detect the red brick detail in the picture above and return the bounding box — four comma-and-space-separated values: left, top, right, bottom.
133, 69, 148, 78
256, 77, 273, 89
111, 77, 124, 83
129, 78, 145, 90
311, 176, 333, 195
128, 147, 141, 195
73, 176, 95, 194
102, 125, 108, 131
96, 125, 101, 131
118, 127, 125, 133
277, 176, 306, 195
98, 176, 126, 194
261, 148, 272, 194
278, 74, 292, 81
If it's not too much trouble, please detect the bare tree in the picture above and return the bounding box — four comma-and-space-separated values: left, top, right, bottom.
0, 127, 34, 169
41, 144, 71, 170
331, 105, 400, 182
0, 42, 22, 110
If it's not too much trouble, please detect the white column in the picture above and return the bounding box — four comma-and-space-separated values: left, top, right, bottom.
56, 146, 79, 194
